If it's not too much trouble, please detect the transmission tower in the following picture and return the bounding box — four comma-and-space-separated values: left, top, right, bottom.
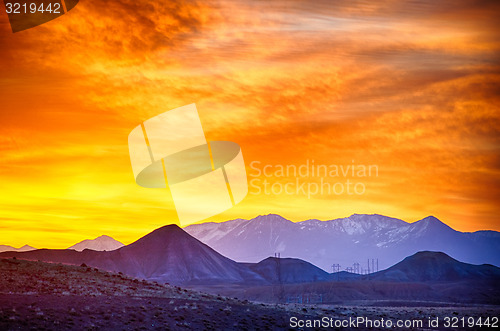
331, 263, 341, 281
274, 252, 284, 303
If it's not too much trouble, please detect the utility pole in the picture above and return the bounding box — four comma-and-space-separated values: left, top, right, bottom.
274, 252, 284, 303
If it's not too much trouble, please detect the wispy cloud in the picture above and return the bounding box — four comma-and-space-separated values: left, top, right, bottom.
0, 0, 499, 246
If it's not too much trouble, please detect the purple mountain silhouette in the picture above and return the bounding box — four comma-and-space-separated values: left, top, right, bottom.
243, 257, 330, 284
370, 251, 500, 282
184, 214, 500, 271
0, 224, 265, 285
2, 222, 499, 291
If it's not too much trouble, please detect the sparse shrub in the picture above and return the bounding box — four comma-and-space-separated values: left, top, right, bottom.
80, 263, 88, 268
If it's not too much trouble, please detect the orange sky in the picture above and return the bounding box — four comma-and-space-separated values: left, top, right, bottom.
1, 0, 499, 248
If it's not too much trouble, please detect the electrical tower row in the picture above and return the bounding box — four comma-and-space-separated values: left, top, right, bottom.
331, 258, 379, 276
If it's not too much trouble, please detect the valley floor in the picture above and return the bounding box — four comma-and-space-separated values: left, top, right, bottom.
1, 259, 499, 330
1, 293, 499, 330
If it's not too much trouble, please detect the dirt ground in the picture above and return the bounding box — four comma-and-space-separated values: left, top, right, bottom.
1, 258, 498, 330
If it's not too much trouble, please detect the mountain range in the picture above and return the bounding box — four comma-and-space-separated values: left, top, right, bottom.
0, 225, 266, 285
1, 222, 499, 304
0, 236, 124, 253
0, 244, 35, 253
184, 214, 500, 271
1, 221, 499, 285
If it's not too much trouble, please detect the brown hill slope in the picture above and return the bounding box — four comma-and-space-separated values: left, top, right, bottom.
0, 225, 265, 285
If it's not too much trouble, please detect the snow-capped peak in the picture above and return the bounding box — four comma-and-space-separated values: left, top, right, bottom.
67, 235, 124, 252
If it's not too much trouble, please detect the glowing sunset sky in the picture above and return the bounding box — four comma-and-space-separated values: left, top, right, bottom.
1, 0, 499, 248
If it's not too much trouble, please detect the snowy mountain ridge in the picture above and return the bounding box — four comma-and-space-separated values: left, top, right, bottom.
185, 214, 500, 271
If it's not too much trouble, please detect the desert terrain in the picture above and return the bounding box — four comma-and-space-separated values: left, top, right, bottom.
1, 258, 499, 330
